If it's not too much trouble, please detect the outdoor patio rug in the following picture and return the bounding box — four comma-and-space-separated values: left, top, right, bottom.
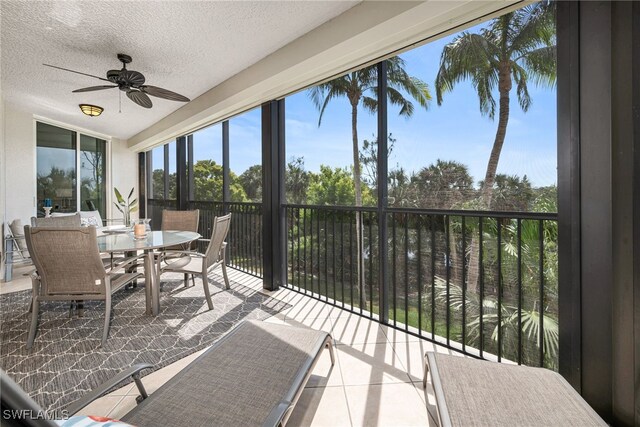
0, 272, 289, 412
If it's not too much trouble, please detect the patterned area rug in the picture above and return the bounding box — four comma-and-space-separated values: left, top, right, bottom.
0, 272, 289, 412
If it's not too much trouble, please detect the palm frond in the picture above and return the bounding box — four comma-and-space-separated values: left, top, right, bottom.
436, 32, 499, 118
520, 46, 557, 88
512, 63, 532, 112
509, 2, 555, 55
387, 87, 414, 117
362, 96, 377, 114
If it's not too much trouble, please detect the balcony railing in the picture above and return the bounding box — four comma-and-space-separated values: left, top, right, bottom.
148, 198, 558, 369
148, 199, 262, 277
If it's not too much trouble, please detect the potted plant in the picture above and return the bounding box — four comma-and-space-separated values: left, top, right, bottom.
114, 187, 138, 226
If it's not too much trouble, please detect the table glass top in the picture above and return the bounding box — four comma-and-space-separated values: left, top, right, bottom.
97, 230, 200, 252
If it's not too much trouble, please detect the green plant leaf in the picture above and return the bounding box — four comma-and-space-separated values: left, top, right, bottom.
114, 187, 125, 204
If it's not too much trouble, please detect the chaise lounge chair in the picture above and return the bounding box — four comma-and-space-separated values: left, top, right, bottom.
422, 351, 606, 427
2, 320, 335, 427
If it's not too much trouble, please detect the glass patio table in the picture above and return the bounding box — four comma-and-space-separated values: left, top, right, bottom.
97, 231, 201, 316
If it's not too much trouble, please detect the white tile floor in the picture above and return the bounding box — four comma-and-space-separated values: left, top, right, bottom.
1, 267, 458, 426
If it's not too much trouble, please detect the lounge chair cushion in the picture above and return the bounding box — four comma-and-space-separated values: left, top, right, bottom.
425, 352, 606, 427
9, 219, 28, 251
122, 320, 330, 427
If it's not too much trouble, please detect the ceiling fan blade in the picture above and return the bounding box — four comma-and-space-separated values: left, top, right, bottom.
126, 90, 153, 108
72, 85, 118, 93
141, 85, 190, 102
43, 64, 111, 82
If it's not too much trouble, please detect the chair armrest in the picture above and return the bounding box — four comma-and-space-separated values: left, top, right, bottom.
198, 238, 211, 242
161, 250, 206, 259
66, 363, 154, 415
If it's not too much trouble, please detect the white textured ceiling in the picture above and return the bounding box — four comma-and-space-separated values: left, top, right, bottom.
1, 0, 358, 139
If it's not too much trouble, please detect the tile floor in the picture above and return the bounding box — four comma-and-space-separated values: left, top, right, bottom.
1, 266, 459, 426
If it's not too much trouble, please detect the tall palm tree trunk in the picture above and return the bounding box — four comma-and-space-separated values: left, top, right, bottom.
467, 69, 511, 294
351, 102, 366, 309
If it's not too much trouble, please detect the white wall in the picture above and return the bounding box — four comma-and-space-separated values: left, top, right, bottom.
110, 138, 138, 223
1, 105, 138, 225
4, 105, 35, 224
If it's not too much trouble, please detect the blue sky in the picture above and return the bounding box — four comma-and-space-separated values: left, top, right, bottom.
155, 19, 557, 188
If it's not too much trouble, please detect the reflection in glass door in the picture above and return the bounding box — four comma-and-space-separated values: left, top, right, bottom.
36, 122, 77, 214
80, 135, 107, 217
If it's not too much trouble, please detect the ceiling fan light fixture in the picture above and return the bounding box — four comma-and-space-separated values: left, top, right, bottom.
79, 104, 103, 117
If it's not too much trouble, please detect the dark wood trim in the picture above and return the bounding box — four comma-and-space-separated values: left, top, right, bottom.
222, 120, 230, 212
631, 3, 640, 425
137, 152, 147, 218
187, 134, 194, 202
611, 3, 636, 425
261, 101, 285, 291
579, 1, 613, 420
176, 136, 187, 210
556, 0, 582, 392
377, 60, 389, 324
163, 144, 169, 200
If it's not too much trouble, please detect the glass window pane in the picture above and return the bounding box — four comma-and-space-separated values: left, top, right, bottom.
150, 146, 165, 199
167, 141, 177, 200
80, 135, 107, 217
191, 124, 223, 201
36, 122, 77, 214
230, 108, 261, 202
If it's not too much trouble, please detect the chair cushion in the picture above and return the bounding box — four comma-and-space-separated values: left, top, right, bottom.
425, 352, 606, 427
163, 256, 203, 274
80, 211, 103, 227
56, 415, 133, 426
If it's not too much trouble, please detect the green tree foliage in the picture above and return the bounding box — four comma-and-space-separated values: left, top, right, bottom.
151, 169, 169, 199
285, 157, 310, 205
413, 160, 475, 209
238, 165, 262, 202
359, 133, 396, 187
308, 165, 375, 206
192, 160, 247, 202
479, 174, 535, 211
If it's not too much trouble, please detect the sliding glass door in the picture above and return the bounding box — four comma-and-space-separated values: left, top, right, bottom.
36, 122, 108, 217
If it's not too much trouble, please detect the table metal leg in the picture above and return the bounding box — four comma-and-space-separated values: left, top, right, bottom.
143, 250, 160, 315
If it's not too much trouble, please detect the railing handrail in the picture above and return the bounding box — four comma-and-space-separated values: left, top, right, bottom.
152, 200, 556, 221
283, 203, 557, 220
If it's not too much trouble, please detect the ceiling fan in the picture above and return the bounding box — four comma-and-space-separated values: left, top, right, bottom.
44, 53, 190, 109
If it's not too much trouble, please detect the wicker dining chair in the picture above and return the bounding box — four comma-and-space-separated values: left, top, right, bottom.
23, 226, 144, 349
161, 214, 231, 310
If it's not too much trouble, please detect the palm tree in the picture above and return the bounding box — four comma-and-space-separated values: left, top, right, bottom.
309, 57, 431, 308
435, 2, 556, 290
